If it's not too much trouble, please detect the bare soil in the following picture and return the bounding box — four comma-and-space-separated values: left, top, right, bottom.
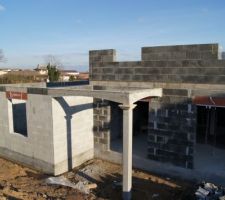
0, 157, 196, 200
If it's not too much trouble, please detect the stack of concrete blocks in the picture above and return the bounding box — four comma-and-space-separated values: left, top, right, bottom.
142, 44, 219, 61
89, 49, 116, 156
89, 49, 116, 81
90, 44, 225, 85
89, 43, 225, 169
93, 98, 111, 154
0, 86, 94, 175
148, 89, 196, 168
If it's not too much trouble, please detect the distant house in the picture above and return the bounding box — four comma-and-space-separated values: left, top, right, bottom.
34, 64, 48, 75
0, 69, 9, 76
59, 70, 79, 81
35, 65, 80, 81
77, 72, 89, 80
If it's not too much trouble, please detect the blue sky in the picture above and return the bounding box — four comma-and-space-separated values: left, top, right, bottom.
0, 0, 225, 71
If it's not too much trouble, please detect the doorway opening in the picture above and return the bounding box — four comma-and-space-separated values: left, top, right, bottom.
195, 106, 225, 173
110, 100, 149, 158
197, 106, 225, 148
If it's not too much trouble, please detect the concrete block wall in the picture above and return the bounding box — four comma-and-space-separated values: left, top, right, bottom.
89, 49, 116, 81
89, 49, 116, 64
26, 94, 55, 172
52, 96, 94, 175
0, 86, 94, 175
89, 44, 225, 85
148, 89, 196, 169
0, 91, 55, 174
142, 44, 219, 61
93, 98, 111, 154
89, 44, 225, 169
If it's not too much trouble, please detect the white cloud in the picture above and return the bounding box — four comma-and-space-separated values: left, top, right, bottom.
0, 4, 5, 11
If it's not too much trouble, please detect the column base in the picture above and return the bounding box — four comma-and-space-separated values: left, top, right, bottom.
123, 191, 132, 200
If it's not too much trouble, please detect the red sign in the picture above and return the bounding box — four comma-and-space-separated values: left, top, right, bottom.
6, 91, 27, 100
193, 96, 225, 107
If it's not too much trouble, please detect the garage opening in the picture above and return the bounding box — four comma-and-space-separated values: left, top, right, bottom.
110, 100, 149, 158
195, 105, 225, 173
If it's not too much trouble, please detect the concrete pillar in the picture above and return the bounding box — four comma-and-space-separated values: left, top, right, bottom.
119, 104, 136, 200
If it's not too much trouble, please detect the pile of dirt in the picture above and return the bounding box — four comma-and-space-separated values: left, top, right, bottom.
0, 157, 195, 200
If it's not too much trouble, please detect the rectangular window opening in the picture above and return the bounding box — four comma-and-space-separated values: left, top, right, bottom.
8, 99, 28, 137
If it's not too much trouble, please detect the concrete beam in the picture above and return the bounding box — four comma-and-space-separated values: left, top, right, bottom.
47, 87, 162, 105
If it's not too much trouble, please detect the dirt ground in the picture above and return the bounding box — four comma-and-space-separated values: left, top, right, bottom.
0, 157, 196, 200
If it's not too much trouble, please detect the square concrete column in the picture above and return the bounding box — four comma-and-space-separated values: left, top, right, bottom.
119, 104, 136, 200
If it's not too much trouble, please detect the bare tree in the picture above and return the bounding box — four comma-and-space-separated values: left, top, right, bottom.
0, 49, 6, 62
43, 55, 63, 82
44, 54, 63, 69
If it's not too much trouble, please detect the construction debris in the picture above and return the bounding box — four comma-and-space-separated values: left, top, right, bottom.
87, 183, 97, 189
46, 176, 90, 194
195, 182, 225, 200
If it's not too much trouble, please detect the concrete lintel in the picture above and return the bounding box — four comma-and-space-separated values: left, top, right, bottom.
4, 86, 27, 93
48, 88, 128, 104
47, 87, 162, 105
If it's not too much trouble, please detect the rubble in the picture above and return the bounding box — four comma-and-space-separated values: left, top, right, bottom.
195, 182, 225, 200
46, 176, 90, 194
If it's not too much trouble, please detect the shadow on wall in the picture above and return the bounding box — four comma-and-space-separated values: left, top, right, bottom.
54, 97, 93, 170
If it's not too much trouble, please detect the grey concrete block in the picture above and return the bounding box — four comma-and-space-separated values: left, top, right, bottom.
115, 68, 134, 74
92, 68, 102, 74
134, 68, 160, 74
91, 74, 102, 80
102, 75, 115, 81
118, 61, 142, 68
0, 86, 6, 91
102, 67, 114, 74
89, 49, 116, 64
163, 89, 188, 96
27, 88, 48, 95
117, 74, 132, 81
132, 75, 143, 81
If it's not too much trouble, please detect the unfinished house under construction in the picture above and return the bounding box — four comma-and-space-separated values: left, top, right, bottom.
0, 43, 225, 198
90, 43, 225, 183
